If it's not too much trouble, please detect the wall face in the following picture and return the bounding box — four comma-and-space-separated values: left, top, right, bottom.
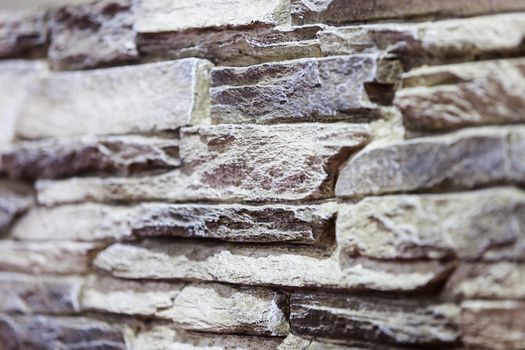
0, 0, 525, 349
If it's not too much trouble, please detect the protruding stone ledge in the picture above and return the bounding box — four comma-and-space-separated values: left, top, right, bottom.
0, 181, 33, 235
0, 273, 82, 314
14, 58, 212, 139
13, 202, 336, 244
0, 241, 101, 274
396, 58, 525, 133
337, 188, 525, 261
48, 0, 138, 71
460, 300, 525, 350
82, 276, 289, 336
335, 126, 525, 198
290, 0, 525, 25
0, 10, 48, 58
1, 135, 180, 180
138, 24, 322, 66
134, 0, 290, 34
319, 13, 525, 70
289, 292, 460, 347
210, 55, 400, 124
37, 123, 370, 205
93, 241, 452, 292
444, 263, 525, 300
0, 314, 127, 350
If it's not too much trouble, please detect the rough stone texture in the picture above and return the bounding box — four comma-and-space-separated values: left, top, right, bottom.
93, 241, 453, 292
460, 300, 525, 350
1, 135, 180, 180
0, 10, 48, 58
48, 0, 138, 70
14, 58, 212, 139
0, 273, 81, 314
138, 24, 322, 66
336, 126, 525, 198
291, 0, 525, 25
0, 241, 101, 274
82, 276, 289, 336
444, 263, 525, 300
12, 202, 336, 244
36, 123, 370, 204
396, 58, 525, 133
134, 0, 290, 34
210, 55, 400, 124
0, 314, 127, 350
132, 324, 284, 350
0, 181, 33, 235
290, 292, 460, 347
337, 188, 525, 261
319, 13, 525, 70
0, 60, 47, 147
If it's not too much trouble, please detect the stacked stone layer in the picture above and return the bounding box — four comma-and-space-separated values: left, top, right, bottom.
0, 0, 524, 349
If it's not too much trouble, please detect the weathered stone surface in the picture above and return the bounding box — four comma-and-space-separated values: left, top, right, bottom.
1, 135, 180, 180
94, 241, 452, 292
37, 123, 370, 204
278, 334, 414, 349
0, 181, 33, 235
14, 58, 212, 139
0, 60, 47, 147
135, 0, 289, 34
48, 0, 138, 70
0, 273, 81, 314
319, 13, 525, 70
445, 263, 525, 300
0, 314, 127, 350
291, 0, 525, 25
0, 241, 101, 274
290, 292, 460, 346
396, 58, 525, 133
460, 300, 525, 350
336, 126, 525, 197
337, 188, 525, 261
0, 10, 48, 58
82, 276, 289, 336
13, 202, 336, 244
138, 24, 322, 66
211, 55, 400, 124
132, 324, 283, 350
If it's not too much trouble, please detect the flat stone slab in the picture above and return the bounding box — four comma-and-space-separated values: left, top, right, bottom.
336, 126, 525, 197
0, 273, 82, 314
0, 314, 127, 350
396, 58, 525, 133
290, 0, 525, 25
290, 292, 460, 347
210, 54, 400, 124
0, 10, 48, 58
0, 240, 101, 274
134, 0, 289, 34
93, 240, 453, 293
36, 123, 370, 204
14, 58, 212, 138
445, 263, 525, 300
138, 24, 322, 66
48, 0, 138, 70
12, 202, 336, 244
319, 13, 525, 70
337, 188, 525, 260
82, 276, 289, 336
1, 135, 180, 180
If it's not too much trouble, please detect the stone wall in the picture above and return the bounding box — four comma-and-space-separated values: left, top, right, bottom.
0, 0, 524, 349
